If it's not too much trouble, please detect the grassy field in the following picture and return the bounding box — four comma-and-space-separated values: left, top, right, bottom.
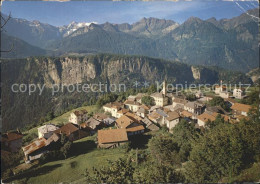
23, 105, 100, 138
13, 136, 126, 184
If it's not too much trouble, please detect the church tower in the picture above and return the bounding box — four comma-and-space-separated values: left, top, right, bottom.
162, 79, 167, 96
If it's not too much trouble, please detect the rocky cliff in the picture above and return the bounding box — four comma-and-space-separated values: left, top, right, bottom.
1, 54, 253, 131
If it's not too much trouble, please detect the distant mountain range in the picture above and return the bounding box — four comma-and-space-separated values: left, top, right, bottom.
2, 8, 259, 72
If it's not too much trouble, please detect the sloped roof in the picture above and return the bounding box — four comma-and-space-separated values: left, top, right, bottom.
54, 123, 79, 137
85, 117, 103, 129
166, 111, 180, 121
124, 100, 141, 106
93, 113, 109, 121
22, 138, 47, 155
117, 108, 130, 115
103, 102, 123, 109
38, 124, 59, 134
150, 92, 164, 98
197, 112, 217, 123
126, 125, 145, 132
173, 98, 188, 105
180, 110, 193, 118
73, 110, 88, 117
2, 131, 23, 142
98, 129, 128, 144
231, 103, 251, 113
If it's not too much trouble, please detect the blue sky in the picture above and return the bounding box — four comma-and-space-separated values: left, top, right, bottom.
2, 1, 258, 26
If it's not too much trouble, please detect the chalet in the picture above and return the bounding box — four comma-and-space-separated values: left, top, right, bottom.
233, 88, 246, 99
22, 133, 60, 162
97, 129, 128, 149
116, 115, 145, 136
231, 103, 251, 116
37, 124, 59, 139
82, 117, 106, 131
2, 131, 23, 152
142, 117, 160, 131
69, 110, 88, 125
103, 102, 123, 117
22, 138, 48, 162
165, 111, 180, 130
54, 123, 87, 141
184, 101, 204, 115
124, 100, 141, 112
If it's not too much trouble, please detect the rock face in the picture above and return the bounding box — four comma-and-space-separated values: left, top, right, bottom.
191, 66, 201, 80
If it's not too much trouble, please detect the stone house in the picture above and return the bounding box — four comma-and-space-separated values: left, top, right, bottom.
103, 102, 124, 117
124, 100, 141, 112
184, 101, 204, 115
69, 110, 88, 125
165, 111, 180, 130
37, 124, 59, 139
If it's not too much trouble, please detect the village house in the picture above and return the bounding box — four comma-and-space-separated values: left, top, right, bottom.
124, 100, 141, 112
116, 108, 130, 118
197, 96, 213, 103
165, 111, 180, 130
197, 112, 232, 127
150, 80, 168, 107
81, 117, 106, 131
219, 91, 229, 99
54, 123, 88, 141
142, 117, 160, 131
231, 103, 251, 117
180, 110, 196, 120
184, 101, 204, 115
197, 112, 218, 127
103, 117, 116, 126
69, 110, 88, 125
93, 113, 109, 122
172, 98, 188, 108
22, 133, 60, 163
2, 131, 23, 152
215, 84, 227, 94
116, 115, 145, 136
147, 111, 163, 125
136, 104, 149, 118
135, 93, 147, 103
103, 102, 123, 117
97, 128, 128, 149
22, 138, 48, 162
37, 124, 59, 139
233, 88, 246, 99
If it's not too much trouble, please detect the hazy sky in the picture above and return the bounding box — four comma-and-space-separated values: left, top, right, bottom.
2, 1, 258, 26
